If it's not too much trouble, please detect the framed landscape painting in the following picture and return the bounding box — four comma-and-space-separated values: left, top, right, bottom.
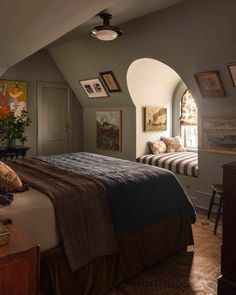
0, 80, 27, 117
200, 117, 236, 154
96, 110, 122, 152
144, 107, 167, 131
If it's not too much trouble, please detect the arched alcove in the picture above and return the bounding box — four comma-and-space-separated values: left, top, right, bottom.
127, 58, 183, 157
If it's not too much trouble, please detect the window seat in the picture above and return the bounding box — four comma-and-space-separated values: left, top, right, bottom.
137, 152, 198, 177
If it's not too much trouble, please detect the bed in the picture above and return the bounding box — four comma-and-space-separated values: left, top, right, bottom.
1, 152, 196, 295
137, 152, 198, 177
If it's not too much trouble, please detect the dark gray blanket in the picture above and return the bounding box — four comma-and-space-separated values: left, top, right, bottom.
37, 152, 196, 233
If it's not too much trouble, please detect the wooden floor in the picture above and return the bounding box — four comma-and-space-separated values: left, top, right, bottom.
109, 209, 222, 295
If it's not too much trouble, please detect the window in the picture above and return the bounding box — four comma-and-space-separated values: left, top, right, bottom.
179, 90, 198, 149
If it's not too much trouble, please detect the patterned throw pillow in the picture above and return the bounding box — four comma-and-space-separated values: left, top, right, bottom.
0, 161, 23, 193
149, 140, 167, 154
161, 136, 186, 152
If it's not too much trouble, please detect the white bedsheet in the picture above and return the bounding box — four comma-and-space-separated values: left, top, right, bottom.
0, 188, 58, 251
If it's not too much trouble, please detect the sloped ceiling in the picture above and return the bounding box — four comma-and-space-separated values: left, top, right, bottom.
0, 0, 184, 75
0, 0, 117, 72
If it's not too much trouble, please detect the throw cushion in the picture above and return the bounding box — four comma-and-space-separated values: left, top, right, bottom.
161, 136, 186, 152
149, 140, 167, 154
0, 161, 23, 193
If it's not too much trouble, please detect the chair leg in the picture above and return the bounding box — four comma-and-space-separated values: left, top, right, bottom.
208, 191, 216, 219
214, 196, 223, 235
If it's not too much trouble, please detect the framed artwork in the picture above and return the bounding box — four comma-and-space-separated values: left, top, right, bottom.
0, 80, 27, 117
227, 62, 236, 87
144, 106, 167, 132
79, 78, 109, 98
194, 71, 225, 98
200, 117, 236, 154
99, 71, 122, 92
96, 109, 122, 152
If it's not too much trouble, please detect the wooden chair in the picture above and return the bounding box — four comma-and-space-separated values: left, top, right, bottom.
208, 184, 223, 234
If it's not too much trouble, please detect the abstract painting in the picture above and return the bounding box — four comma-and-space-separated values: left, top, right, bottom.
96, 110, 122, 151
0, 80, 27, 117
144, 107, 167, 131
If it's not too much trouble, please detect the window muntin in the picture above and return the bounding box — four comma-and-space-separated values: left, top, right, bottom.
180, 90, 198, 149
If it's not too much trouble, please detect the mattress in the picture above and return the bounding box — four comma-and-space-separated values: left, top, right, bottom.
0, 187, 58, 251
137, 152, 198, 177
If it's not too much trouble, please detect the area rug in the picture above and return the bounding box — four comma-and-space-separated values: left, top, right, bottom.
108, 212, 221, 295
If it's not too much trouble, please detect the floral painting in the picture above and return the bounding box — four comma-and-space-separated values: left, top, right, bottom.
200, 117, 236, 154
96, 110, 122, 151
144, 107, 167, 131
0, 80, 27, 118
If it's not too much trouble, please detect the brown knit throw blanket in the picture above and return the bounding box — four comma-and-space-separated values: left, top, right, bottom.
8, 159, 117, 272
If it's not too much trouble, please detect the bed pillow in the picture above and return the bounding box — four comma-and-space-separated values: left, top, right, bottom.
0, 161, 24, 193
161, 136, 186, 152
149, 140, 167, 154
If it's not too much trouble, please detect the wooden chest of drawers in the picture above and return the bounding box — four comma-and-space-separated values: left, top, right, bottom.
0, 223, 39, 295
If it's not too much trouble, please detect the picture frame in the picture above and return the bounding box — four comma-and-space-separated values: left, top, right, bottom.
79, 78, 109, 98
144, 106, 167, 132
96, 109, 122, 152
99, 71, 122, 92
227, 62, 236, 87
194, 71, 225, 98
0, 80, 27, 117
199, 116, 236, 155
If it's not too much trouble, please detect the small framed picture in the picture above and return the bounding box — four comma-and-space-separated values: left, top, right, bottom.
194, 71, 225, 98
99, 71, 122, 92
79, 78, 109, 98
199, 116, 236, 155
96, 109, 122, 152
144, 106, 167, 132
227, 62, 236, 87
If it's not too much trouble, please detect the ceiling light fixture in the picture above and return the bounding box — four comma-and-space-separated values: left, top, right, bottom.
91, 13, 122, 41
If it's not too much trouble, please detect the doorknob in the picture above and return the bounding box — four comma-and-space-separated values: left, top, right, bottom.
64, 122, 70, 132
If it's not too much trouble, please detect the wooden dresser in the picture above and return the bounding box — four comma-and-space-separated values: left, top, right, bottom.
0, 223, 39, 295
218, 161, 236, 294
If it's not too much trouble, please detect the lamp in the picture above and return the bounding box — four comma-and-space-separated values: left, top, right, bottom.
91, 13, 122, 41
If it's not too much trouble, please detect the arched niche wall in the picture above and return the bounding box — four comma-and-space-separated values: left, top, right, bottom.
127, 58, 184, 157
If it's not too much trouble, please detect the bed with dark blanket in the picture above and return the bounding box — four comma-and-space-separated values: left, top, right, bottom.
8, 152, 196, 295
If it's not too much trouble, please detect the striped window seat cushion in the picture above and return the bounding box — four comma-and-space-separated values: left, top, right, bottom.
137, 152, 198, 177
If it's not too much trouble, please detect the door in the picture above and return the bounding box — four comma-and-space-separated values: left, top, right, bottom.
38, 82, 71, 156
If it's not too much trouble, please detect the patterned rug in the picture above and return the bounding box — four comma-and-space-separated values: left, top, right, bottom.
108, 212, 222, 295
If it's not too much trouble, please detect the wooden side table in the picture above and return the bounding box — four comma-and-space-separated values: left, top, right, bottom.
218, 162, 236, 295
0, 146, 30, 161
0, 223, 39, 295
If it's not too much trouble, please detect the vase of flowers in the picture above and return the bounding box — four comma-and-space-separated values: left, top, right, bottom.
0, 110, 31, 147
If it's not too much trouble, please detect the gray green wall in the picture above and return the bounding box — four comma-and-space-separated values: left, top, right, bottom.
2, 50, 83, 156
47, 0, 236, 209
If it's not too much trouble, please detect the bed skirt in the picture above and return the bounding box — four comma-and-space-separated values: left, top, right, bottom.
40, 215, 193, 295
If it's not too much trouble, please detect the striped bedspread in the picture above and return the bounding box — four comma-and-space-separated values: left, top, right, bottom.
137, 152, 198, 177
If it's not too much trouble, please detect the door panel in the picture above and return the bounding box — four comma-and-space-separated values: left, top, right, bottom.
38, 83, 70, 156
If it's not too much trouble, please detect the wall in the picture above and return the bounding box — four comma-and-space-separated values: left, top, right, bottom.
49, 0, 236, 208
2, 50, 83, 157
127, 58, 181, 156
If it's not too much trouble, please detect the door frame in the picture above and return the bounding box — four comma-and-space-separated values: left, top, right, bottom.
37, 81, 72, 156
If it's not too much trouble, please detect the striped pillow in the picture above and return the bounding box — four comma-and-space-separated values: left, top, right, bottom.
0, 161, 23, 193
